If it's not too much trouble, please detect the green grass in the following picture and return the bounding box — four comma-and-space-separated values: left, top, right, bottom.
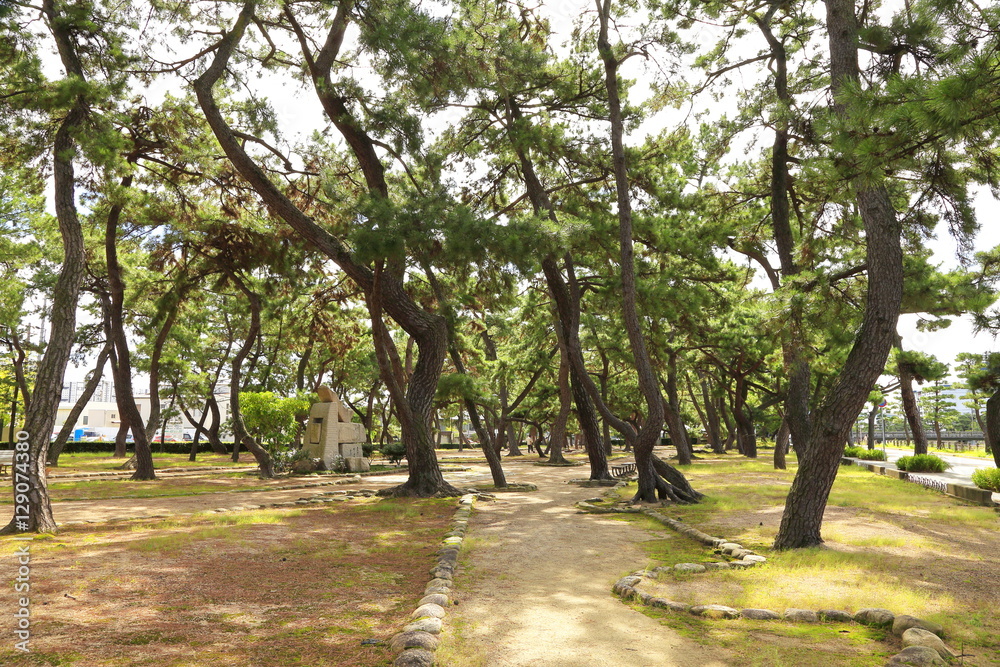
48, 452, 250, 472
620, 457, 1000, 665
0, 472, 278, 504
638, 604, 891, 667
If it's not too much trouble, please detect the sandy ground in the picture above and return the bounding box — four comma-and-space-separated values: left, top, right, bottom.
42, 455, 732, 665
42, 473, 410, 524
435, 459, 732, 667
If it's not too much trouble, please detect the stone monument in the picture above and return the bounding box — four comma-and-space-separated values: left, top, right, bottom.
306, 386, 369, 472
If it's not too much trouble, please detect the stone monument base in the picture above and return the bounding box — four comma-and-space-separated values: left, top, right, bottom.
346, 457, 370, 473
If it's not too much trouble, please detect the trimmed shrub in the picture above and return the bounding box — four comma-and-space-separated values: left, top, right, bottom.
895, 454, 949, 473
380, 442, 407, 465
845, 446, 887, 461
971, 467, 1000, 492
48, 441, 228, 455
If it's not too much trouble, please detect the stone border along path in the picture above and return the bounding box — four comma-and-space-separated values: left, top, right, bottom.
602, 506, 961, 666
389, 493, 479, 667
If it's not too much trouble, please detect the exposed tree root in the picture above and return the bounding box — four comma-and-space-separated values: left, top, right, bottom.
376, 481, 464, 498
651, 455, 703, 502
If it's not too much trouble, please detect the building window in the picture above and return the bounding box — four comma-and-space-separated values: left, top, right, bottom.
82, 416, 89, 425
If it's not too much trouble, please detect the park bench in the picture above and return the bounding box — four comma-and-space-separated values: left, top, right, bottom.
611, 463, 636, 478
0, 450, 14, 476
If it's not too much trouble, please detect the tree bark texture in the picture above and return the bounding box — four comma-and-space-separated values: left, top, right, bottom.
663, 355, 693, 465
986, 390, 1000, 468
699, 376, 726, 454
2, 0, 90, 534
866, 405, 879, 449
597, 0, 675, 501
547, 330, 572, 464
104, 186, 156, 481
227, 279, 275, 478
503, 98, 610, 480
898, 361, 929, 455
773, 0, 904, 550
145, 304, 179, 439
774, 417, 789, 470
755, 5, 814, 459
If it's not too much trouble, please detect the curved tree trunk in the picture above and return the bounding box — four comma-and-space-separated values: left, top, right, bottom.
205, 396, 228, 455
866, 405, 879, 450
774, 417, 789, 470
755, 8, 814, 464
104, 183, 156, 481
195, 2, 455, 496
774, 0, 904, 550
986, 390, 1000, 468
898, 354, 929, 455
597, 1, 677, 501
547, 330, 572, 465
227, 277, 274, 478
2, 0, 88, 534
48, 341, 112, 465
145, 305, 179, 440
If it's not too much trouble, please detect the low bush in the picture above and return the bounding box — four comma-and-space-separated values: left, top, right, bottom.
845, 446, 887, 461
971, 467, 1000, 492
380, 442, 407, 465
271, 447, 312, 473
895, 454, 949, 473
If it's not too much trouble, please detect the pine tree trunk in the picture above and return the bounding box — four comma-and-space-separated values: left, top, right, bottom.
205, 396, 228, 455
2, 0, 88, 534
663, 356, 692, 465
774, 417, 789, 470
195, 5, 455, 496
597, 1, 680, 501
145, 306, 179, 439
48, 342, 112, 465
755, 9, 814, 463
734, 379, 758, 458
104, 188, 156, 481
773, 0, 904, 550
700, 377, 725, 454
898, 360, 929, 455
986, 391, 1000, 468
227, 279, 274, 478
547, 335, 572, 465
867, 405, 879, 449
974, 409, 991, 454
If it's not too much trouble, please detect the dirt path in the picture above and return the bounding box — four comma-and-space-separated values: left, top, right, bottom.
41, 454, 732, 665
437, 459, 731, 667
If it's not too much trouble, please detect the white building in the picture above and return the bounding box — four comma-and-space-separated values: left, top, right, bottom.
54, 386, 232, 442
